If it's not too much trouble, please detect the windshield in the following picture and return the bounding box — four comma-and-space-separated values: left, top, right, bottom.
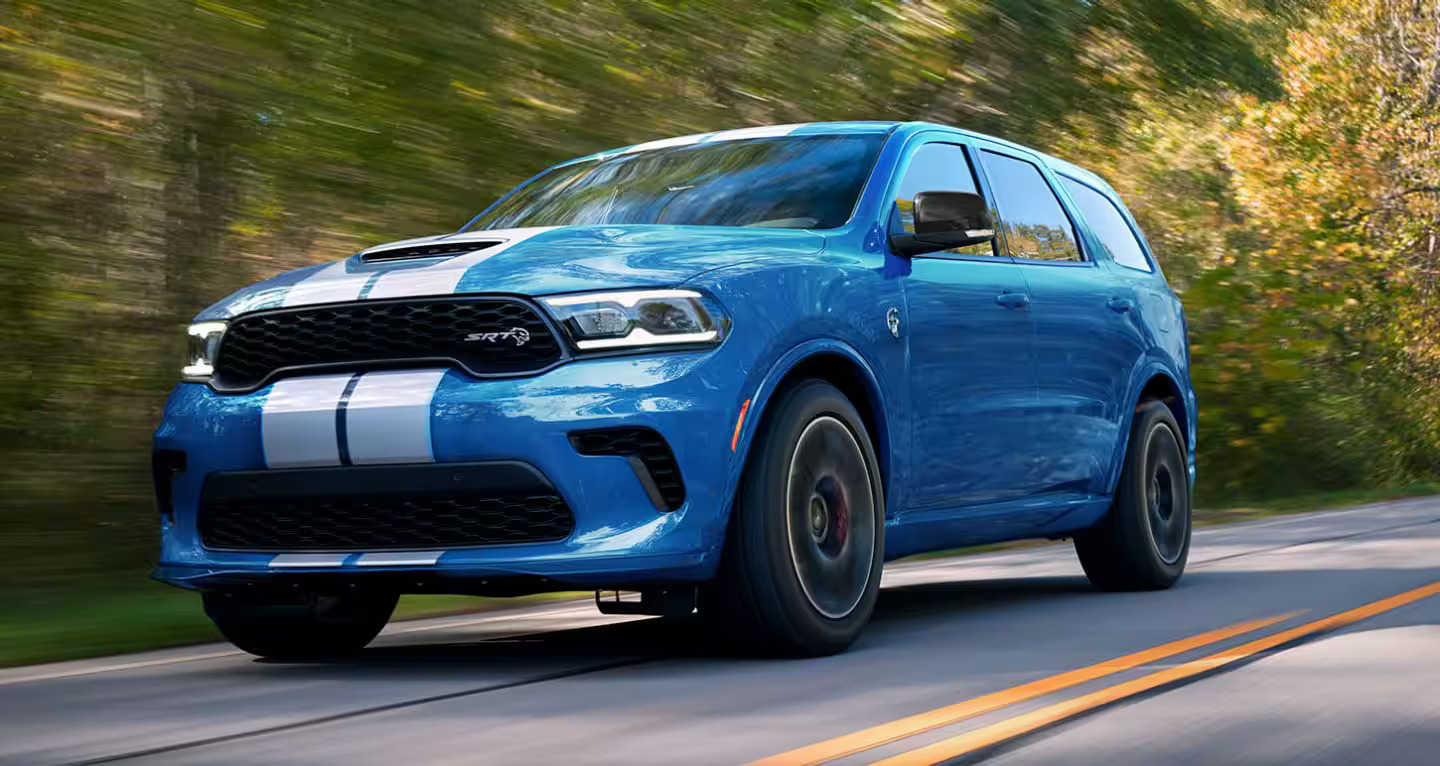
469, 133, 886, 231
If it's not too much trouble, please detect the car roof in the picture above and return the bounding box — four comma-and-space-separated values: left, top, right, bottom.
892, 121, 1120, 197
561, 121, 901, 166
563, 121, 1120, 200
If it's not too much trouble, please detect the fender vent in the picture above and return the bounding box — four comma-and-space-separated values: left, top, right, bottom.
359, 241, 499, 263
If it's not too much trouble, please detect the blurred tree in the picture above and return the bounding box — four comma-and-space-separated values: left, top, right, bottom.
0, 0, 1434, 600
1055, 0, 1440, 497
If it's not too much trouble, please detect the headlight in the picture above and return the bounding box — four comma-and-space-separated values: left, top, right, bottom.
541, 289, 729, 351
182, 321, 227, 382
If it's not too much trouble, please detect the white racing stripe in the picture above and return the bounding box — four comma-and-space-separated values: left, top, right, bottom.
622, 133, 711, 154
361, 226, 555, 301
261, 374, 354, 468
595, 124, 807, 160
260, 230, 554, 467
616, 125, 804, 155
260, 369, 446, 468
362, 266, 464, 301
356, 551, 445, 567
344, 369, 447, 464
269, 553, 351, 568
276, 227, 555, 308
703, 123, 804, 142
280, 262, 371, 307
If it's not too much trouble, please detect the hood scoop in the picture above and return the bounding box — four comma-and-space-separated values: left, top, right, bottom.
359, 240, 501, 263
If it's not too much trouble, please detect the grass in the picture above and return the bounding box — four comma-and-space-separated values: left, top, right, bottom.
894, 483, 1440, 563
1192, 482, 1440, 526
0, 589, 583, 669
3, 482, 1436, 669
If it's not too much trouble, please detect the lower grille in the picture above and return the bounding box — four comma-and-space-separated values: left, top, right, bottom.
200, 494, 572, 551
197, 461, 574, 552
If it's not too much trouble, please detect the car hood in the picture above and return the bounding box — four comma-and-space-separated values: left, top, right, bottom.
196, 224, 826, 320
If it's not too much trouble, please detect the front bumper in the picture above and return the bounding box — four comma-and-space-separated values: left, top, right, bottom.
152, 351, 746, 591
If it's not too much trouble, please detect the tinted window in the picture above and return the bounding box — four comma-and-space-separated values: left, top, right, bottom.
1060, 176, 1152, 272
471, 134, 885, 231
979, 151, 1081, 262
891, 143, 995, 257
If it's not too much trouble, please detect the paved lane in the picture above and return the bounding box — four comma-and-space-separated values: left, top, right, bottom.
0, 605, 650, 765
984, 609, 1440, 766
2, 498, 1437, 766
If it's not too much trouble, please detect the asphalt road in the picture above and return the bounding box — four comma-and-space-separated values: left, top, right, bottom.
3, 498, 1439, 766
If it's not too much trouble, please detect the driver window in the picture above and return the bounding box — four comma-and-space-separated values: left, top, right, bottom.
892, 143, 997, 257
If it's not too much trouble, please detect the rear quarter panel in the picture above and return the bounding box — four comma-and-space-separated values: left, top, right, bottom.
1044, 156, 1196, 492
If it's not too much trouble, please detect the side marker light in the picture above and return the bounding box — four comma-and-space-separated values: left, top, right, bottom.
731, 399, 751, 453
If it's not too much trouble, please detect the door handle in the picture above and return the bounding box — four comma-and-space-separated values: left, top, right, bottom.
995, 291, 1031, 309
1107, 297, 1136, 313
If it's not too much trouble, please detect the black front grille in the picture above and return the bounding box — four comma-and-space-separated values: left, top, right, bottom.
200, 494, 573, 551
198, 462, 574, 552
213, 296, 563, 391
570, 427, 686, 510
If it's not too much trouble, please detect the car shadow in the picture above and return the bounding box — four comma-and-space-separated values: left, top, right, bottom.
243, 511, 1440, 677
244, 575, 1100, 677
872, 575, 1096, 623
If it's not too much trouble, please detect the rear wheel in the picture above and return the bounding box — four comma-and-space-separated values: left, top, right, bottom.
1075, 400, 1190, 591
203, 590, 397, 660
701, 379, 884, 657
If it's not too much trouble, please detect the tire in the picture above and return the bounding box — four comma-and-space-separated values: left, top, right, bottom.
701, 379, 885, 657
1075, 400, 1191, 591
203, 590, 397, 660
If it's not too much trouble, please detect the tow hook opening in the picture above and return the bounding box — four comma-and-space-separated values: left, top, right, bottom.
594, 588, 696, 617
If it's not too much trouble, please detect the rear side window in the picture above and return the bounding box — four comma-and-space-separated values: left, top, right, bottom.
1060, 177, 1153, 272
978, 151, 1081, 262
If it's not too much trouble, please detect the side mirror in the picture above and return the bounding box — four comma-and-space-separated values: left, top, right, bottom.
890, 191, 996, 257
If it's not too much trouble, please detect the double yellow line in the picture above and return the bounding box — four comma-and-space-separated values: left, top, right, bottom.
753, 580, 1440, 766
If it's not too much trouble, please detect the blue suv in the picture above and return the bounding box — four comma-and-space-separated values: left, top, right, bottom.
155, 121, 1196, 658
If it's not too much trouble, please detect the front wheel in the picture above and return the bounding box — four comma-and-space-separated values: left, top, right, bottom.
701, 380, 885, 657
203, 590, 397, 660
1074, 400, 1191, 590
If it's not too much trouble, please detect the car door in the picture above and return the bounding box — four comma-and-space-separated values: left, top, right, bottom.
972, 145, 1145, 498
895, 139, 1038, 511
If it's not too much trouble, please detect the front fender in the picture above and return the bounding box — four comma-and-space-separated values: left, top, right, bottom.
722, 338, 899, 523
687, 250, 908, 530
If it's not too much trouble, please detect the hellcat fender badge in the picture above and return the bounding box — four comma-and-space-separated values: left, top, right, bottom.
886, 307, 901, 338
463, 327, 531, 346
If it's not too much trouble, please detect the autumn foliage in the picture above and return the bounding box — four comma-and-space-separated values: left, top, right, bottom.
0, 0, 1436, 594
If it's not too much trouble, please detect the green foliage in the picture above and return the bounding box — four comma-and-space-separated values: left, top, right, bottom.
1058, 0, 1440, 500
0, 591, 581, 667
0, 0, 1435, 605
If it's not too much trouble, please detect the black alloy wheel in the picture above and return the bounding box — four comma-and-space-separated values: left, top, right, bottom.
1074, 400, 1191, 591
786, 415, 878, 620
701, 379, 885, 656
1144, 425, 1188, 566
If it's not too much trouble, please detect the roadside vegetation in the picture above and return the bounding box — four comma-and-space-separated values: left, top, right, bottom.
9, 482, 1437, 668
0, 592, 587, 668
3, 0, 1439, 664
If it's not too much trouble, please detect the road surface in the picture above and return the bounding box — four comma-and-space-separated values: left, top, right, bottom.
3, 498, 1438, 766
